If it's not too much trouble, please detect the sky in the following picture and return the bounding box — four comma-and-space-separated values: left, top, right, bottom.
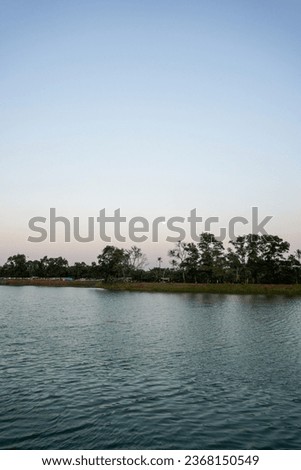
1, 0, 301, 266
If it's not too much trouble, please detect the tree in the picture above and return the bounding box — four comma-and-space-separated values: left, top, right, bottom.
295, 249, 301, 263
258, 235, 290, 283
198, 233, 225, 282
39, 256, 69, 278
3, 254, 29, 278
69, 262, 89, 279
293, 250, 301, 284
228, 236, 249, 282
26, 259, 42, 277
182, 243, 199, 283
168, 241, 188, 282
97, 246, 129, 281
126, 246, 147, 270
228, 234, 290, 283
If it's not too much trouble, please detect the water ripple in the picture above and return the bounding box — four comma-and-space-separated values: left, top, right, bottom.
0, 287, 301, 449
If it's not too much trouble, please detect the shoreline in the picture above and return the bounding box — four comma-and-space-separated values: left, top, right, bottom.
1, 278, 301, 296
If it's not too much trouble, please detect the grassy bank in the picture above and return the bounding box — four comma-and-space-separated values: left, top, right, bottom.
1, 278, 301, 296
0, 278, 103, 288
102, 282, 301, 296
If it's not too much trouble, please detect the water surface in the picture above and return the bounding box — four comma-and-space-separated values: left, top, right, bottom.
1, 286, 301, 449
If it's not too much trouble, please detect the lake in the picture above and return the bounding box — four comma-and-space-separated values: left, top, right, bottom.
0, 286, 301, 449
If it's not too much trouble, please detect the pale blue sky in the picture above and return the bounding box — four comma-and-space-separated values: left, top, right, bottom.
1, 0, 301, 265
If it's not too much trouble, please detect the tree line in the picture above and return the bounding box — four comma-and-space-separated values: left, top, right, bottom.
1, 233, 301, 284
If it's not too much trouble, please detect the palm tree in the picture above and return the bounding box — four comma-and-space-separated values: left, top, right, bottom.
294, 249, 301, 284
295, 249, 301, 262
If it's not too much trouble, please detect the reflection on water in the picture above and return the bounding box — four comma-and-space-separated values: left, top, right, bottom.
0, 286, 301, 449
